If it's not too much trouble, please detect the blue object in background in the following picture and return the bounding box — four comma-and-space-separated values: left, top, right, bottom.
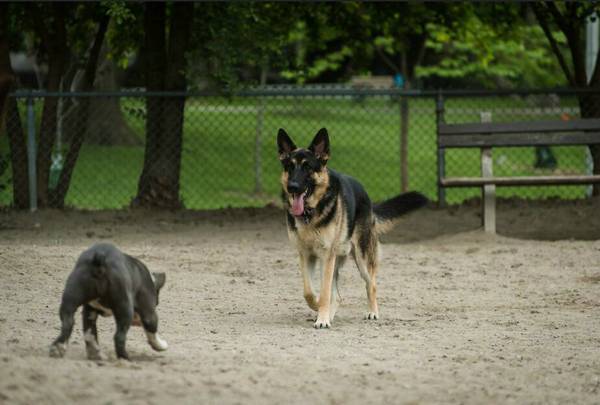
394, 73, 404, 88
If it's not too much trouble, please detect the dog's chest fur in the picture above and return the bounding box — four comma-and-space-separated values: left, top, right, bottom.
287, 197, 351, 257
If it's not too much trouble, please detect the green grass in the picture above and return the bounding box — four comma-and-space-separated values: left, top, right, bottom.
0, 95, 590, 209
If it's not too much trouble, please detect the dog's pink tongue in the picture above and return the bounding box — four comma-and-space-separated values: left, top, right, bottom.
291, 194, 304, 216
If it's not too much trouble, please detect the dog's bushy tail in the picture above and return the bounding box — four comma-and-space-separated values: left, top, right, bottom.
373, 191, 428, 234
90, 251, 107, 278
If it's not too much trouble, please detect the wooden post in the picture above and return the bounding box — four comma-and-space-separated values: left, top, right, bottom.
480, 111, 495, 233
481, 148, 495, 233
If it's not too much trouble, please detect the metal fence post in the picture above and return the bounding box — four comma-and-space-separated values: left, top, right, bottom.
436, 91, 446, 207
399, 91, 409, 193
254, 97, 265, 194
254, 65, 268, 194
26, 96, 37, 212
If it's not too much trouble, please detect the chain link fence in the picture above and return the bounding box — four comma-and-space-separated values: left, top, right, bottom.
1, 88, 599, 210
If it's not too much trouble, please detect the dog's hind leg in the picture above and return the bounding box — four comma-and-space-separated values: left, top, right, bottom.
353, 236, 380, 321
82, 304, 104, 360
300, 252, 319, 311
329, 256, 345, 322
49, 301, 78, 358
112, 301, 133, 360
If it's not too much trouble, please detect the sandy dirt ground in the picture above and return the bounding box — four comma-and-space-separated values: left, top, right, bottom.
1, 199, 600, 404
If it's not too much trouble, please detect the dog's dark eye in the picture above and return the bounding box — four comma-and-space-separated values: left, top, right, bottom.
302, 162, 312, 172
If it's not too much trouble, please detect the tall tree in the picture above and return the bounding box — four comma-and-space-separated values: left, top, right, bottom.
50, 12, 109, 208
531, 1, 600, 194
30, 2, 68, 207
132, 2, 193, 208
68, 3, 141, 147
0, 2, 11, 130
0, 2, 28, 208
3, 3, 115, 208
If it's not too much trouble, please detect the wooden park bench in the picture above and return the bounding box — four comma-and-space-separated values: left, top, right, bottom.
436, 105, 600, 233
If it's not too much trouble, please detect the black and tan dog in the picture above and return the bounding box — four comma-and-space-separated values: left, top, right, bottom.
277, 128, 427, 328
49, 243, 168, 360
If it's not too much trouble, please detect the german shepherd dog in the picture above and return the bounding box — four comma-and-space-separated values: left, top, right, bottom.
277, 128, 427, 328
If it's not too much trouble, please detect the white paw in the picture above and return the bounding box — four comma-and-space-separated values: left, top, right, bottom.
314, 315, 331, 329
364, 312, 379, 320
145, 332, 168, 351
49, 342, 66, 358
83, 329, 105, 360
86, 349, 106, 361
85, 344, 106, 361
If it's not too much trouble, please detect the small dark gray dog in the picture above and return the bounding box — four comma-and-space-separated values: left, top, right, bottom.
49, 242, 168, 360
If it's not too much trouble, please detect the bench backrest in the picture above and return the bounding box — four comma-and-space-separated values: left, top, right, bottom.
437, 118, 600, 148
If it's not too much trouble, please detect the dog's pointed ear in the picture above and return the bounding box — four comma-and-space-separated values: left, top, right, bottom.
277, 128, 296, 160
153, 272, 166, 291
309, 128, 330, 163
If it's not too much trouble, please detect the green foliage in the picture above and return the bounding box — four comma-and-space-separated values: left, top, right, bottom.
189, 3, 296, 89
102, 0, 134, 25
416, 11, 568, 88
6, 3, 577, 89
103, 2, 142, 69
281, 4, 364, 83
281, 18, 353, 85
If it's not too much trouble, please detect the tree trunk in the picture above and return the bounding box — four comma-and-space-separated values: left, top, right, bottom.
49, 14, 109, 208
5, 98, 29, 208
158, 1, 190, 206
0, 1, 12, 128
133, 2, 193, 209
532, 3, 600, 195
84, 40, 140, 146
134, 3, 168, 208
35, 3, 67, 207
579, 93, 600, 195
0, 2, 29, 209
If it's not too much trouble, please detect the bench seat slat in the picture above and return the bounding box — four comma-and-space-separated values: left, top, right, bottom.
438, 131, 600, 148
438, 119, 600, 136
440, 175, 600, 187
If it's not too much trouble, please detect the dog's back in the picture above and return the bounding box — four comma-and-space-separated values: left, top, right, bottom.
63, 243, 129, 305
50, 242, 167, 359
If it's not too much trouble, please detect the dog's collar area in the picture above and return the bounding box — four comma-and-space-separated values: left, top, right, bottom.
300, 207, 314, 224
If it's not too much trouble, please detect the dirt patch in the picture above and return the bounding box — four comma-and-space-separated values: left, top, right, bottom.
1, 201, 600, 404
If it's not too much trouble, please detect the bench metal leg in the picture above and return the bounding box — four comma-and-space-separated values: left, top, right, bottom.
481, 147, 496, 234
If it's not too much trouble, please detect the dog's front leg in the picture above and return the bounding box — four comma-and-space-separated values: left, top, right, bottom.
299, 252, 319, 311
315, 252, 336, 329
